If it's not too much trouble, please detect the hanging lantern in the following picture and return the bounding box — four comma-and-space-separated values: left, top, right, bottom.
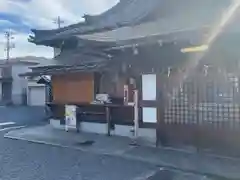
121, 63, 127, 73
158, 40, 163, 47
179, 83, 183, 93
167, 67, 171, 77
203, 65, 209, 76
132, 45, 139, 55
124, 85, 129, 105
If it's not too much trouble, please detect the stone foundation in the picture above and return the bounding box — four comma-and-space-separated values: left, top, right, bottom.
49, 119, 156, 143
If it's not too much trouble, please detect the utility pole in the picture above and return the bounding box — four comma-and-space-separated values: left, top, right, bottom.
53, 16, 64, 57
4, 30, 15, 62
53, 16, 64, 29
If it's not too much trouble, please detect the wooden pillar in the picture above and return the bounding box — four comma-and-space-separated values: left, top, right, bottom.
133, 90, 139, 138
156, 73, 166, 147
106, 106, 111, 136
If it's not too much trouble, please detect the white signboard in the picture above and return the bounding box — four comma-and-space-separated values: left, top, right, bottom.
65, 105, 77, 131
142, 74, 156, 101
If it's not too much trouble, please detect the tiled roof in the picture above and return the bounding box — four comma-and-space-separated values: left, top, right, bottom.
78, 18, 212, 43
20, 48, 111, 77
73, 0, 232, 47
54, 49, 111, 66
30, 0, 162, 44
20, 61, 109, 77
30, 0, 232, 46
0, 56, 50, 67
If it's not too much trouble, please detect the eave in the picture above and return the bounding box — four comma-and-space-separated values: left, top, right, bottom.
30, 0, 232, 48
30, 0, 163, 46
19, 61, 109, 77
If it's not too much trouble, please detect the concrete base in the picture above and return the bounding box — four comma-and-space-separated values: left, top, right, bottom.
114, 125, 156, 144
81, 122, 107, 134
114, 125, 133, 137
49, 119, 156, 143
50, 119, 107, 134
139, 128, 156, 144
49, 119, 64, 130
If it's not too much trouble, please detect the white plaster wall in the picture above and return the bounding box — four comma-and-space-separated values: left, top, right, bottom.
0, 81, 2, 102
11, 65, 30, 105
0, 68, 2, 77
0, 68, 2, 102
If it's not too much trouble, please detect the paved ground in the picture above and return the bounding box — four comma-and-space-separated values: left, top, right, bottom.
4, 125, 236, 180
0, 106, 156, 180
0, 129, 217, 180
0, 131, 160, 180
0, 106, 226, 179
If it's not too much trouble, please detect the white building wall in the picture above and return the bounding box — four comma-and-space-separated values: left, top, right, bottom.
0, 68, 2, 102
11, 65, 30, 105
0, 82, 2, 102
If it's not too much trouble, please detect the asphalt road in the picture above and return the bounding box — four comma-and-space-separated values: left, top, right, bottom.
0, 131, 160, 180
0, 106, 217, 180
0, 131, 218, 180
0, 106, 158, 180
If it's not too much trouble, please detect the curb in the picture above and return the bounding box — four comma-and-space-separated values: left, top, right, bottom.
4, 133, 132, 157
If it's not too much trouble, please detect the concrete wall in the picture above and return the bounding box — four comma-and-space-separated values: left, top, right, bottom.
0, 67, 7, 103
11, 65, 30, 105
0, 68, 3, 102
0, 82, 2, 102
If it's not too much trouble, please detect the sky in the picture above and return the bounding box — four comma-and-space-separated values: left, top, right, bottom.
0, 0, 119, 59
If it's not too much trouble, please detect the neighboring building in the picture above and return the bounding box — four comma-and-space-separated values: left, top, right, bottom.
0, 57, 50, 105
23, 0, 240, 154
27, 76, 50, 106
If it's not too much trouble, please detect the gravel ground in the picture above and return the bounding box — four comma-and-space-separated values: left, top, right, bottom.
0, 132, 157, 180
